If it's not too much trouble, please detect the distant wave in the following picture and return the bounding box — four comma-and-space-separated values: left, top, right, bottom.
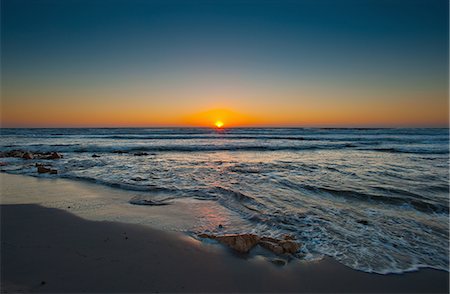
1, 143, 448, 155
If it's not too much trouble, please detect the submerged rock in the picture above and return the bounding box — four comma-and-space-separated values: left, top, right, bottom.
37, 166, 51, 173
269, 258, 287, 266
37, 166, 57, 174
133, 152, 149, 156
22, 152, 34, 159
1, 150, 63, 160
129, 198, 172, 206
92, 154, 101, 158
112, 150, 128, 154
45, 152, 62, 159
357, 219, 369, 225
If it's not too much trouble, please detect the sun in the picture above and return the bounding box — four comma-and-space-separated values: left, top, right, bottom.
215, 121, 224, 128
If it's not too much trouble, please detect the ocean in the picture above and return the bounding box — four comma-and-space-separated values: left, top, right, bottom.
1, 127, 448, 274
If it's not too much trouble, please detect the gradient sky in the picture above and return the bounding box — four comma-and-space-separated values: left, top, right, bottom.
1, 0, 448, 127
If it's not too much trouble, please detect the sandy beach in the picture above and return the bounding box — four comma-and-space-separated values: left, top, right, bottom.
1, 173, 448, 293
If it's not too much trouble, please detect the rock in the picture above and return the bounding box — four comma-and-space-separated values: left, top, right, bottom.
218, 224, 223, 229
37, 166, 57, 174
45, 152, 62, 159
133, 152, 149, 156
22, 152, 34, 159
214, 234, 260, 253
197, 233, 300, 255
92, 154, 101, 158
131, 177, 146, 181
112, 150, 128, 154
37, 166, 52, 173
269, 258, 287, 266
198, 233, 260, 253
357, 219, 369, 225
0, 150, 24, 158
279, 240, 300, 254
259, 240, 284, 254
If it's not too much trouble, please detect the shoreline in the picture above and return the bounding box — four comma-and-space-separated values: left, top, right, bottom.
1, 173, 449, 292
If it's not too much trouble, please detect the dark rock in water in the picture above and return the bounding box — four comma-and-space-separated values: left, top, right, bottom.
199, 233, 260, 253
269, 258, 287, 266
37, 166, 51, 173
131, 177, 146, 181
92, 154, 101, 158
2, 150, 63, 160
112, 150, 128, 154
22, 152, 34, 159
218, 224, 223, 229
357, 219, 369, 225
45, 152, 62, 159
133, 152, 149, 156
129, 199, 172, 206
0, 150, 24, 158
37, 166, 57, 174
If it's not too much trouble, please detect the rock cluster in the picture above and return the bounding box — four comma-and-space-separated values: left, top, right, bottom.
197, 233, 300, 255
0, 150, 62, 160
36, 164, 58, 174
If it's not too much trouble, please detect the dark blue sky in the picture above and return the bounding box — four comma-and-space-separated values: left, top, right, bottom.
1, 0, 448, 127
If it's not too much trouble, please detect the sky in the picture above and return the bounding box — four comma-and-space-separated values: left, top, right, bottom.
1, 0, 448, 127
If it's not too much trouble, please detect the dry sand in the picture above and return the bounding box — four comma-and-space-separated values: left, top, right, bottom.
1, 173, 449, 293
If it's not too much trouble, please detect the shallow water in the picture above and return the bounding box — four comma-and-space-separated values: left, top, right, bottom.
1, 128, 448, 274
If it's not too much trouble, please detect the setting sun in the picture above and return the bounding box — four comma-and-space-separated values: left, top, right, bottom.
215, 121, 224, 128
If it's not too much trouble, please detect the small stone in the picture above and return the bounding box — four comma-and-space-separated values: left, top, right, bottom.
22, 152, 34, 159
47, 152, 62, 159
37, 166, 51, 173
357, 219, 369, 225
92, 154, 101, 158
218, 224, 223, 229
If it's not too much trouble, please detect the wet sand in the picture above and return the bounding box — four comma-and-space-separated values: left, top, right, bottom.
1, 173, 449, 293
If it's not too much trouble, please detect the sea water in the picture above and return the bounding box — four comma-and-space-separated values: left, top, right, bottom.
1, 127, 448, 274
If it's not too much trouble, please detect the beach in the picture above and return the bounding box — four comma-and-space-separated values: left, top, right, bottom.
1, 173, 448, 293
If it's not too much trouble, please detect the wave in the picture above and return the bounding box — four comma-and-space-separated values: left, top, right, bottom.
1, 143, 448, 155
298, 184, 449, 214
